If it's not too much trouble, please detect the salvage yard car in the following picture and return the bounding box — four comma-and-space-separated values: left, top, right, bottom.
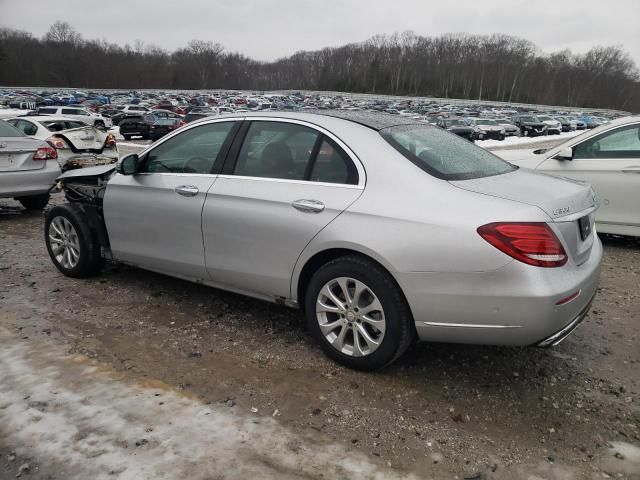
512, 114, 548, 136
44, 112, 602, 370
498, 116, 640, 237
35, 106, 112, 129
6, 116, 118, 171
119, 112, 182, 140
0, 119, 59, 210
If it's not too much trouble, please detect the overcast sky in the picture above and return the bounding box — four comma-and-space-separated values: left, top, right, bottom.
1, 0, 639, 66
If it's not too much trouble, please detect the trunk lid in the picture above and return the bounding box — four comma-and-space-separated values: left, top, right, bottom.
55, 126, 107, 152
450, 168, 597, 265
0, 137, 47, 172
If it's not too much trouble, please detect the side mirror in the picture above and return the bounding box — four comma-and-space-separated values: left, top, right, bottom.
554, 147, 573, 161
117, 154, 140, 175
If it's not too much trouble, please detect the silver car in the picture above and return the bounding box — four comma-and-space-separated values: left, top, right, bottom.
44, 112, 602, 370
0, 119, 60, 210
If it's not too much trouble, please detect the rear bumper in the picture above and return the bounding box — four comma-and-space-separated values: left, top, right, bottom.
396, 236, 602, 346
0, 161, 61, 197
536, 294, 594, 346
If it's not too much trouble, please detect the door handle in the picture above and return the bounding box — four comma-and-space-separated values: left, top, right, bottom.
174, 185, 199, 197
621, 166, 640, 174
292, 199, 325, 213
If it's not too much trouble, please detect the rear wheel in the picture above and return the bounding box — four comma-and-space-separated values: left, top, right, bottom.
45, 205, 103, 278
305, 255, 415, 370
95, 120, 105, 129
18, 194, 49, 210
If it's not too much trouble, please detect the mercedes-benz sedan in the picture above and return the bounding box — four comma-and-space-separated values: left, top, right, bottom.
44, 112, 602, 370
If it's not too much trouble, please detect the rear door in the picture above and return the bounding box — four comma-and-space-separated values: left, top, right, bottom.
0, 120, 44, 172
202, 119, 364, 299
539, 122, 640, 231
103, 120, 240, 279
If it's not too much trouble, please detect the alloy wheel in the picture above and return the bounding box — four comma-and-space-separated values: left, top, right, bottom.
48, 216, 81, 269
316, 277, 386, 357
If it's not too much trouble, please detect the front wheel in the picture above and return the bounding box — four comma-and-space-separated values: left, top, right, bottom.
305, 255, 415, 370
45, 205, 103, 278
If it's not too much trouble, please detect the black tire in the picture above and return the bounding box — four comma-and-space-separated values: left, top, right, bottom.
305, 255, 415, 371
123, 135, 132, 141
18, 194, 49, 210
498, 134, 505, 141
95, 120, 105, 129
44, 205, 103, 278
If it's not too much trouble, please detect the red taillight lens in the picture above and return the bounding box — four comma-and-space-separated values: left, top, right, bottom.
477, 222, 567, 267
47, 137, 69, 150
33, 146, 58, 160
104, 133, 117, 148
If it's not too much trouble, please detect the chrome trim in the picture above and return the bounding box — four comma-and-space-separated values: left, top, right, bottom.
127, 114, 368, 187
135, 172, 218, 178
216, 174, 364, 189
553, 205, 598, 222
422, 322, 520, 329
536, 294, 595, 347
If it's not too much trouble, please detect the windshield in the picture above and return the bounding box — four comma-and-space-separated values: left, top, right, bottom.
0, 119, 26, 137
381, 125, 517, 180
477, 119, 498, 125
519, 116, 539, 122
443, 119, 466, 127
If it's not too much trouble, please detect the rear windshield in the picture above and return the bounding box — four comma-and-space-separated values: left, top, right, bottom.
381, 125, 517, 180
0, 119, 25, 137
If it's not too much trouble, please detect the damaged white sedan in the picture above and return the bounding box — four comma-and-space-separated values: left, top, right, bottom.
6, 116, 118, 171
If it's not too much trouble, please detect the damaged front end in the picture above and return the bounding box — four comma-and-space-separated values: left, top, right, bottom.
51, 164, 116, 258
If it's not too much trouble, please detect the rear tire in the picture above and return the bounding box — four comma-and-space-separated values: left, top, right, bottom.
45, 205, 103, 278
305, 255, 415, 371
18, 194, 49, 210
95, 120, 105, 129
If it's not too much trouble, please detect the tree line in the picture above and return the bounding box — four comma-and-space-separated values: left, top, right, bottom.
1, 21, 638, 111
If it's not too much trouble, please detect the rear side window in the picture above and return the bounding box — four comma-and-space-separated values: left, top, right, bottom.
309, 138, 358, 185
381, 125, 516, 180
0, 119, 25, 137
38, 108, 57, 114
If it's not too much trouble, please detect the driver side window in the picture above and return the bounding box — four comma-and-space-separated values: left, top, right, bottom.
143, 122, 236, 174
574, 124, 640, 159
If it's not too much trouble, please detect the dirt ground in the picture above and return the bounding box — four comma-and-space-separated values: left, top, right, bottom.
1, 194, 639, 480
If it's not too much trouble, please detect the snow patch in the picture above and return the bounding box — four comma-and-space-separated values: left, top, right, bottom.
0, 332, 415, 480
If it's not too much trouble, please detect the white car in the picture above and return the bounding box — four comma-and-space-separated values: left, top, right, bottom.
113, 104, 151, 114
6, 116, 118, 171
497, 116, 640, 236
537, 115, 562, 135
36, 106, 112, 129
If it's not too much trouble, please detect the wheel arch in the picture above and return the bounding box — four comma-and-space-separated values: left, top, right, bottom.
293, 243, 405, 309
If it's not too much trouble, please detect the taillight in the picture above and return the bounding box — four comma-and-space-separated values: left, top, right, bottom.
33, 146, 58, 161
477, 222, 567, 268
47, 137, 69, 149
104, 133, 117, 148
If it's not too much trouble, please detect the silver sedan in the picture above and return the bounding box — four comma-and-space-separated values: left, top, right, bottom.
44, 112, 602, 370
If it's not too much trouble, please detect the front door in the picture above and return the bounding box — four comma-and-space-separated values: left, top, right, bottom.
202, 119, 364, 299
540, 122, 640, 231
103, 120, 239, 279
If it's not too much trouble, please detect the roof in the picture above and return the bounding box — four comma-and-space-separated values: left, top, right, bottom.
226, 110, 426, 131
304, 110, 424, 131
8, 115, 86, 122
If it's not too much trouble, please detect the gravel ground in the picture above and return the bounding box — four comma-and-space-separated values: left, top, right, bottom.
0, 195, 639, 479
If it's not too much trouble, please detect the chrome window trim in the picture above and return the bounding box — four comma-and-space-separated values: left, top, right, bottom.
216, 174, 364, 190
236, 117, 366, 187
555, 121, 640, 152
133, 115, 367, 187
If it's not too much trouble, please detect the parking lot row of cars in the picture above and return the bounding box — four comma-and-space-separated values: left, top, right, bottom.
1, 88, 622, 139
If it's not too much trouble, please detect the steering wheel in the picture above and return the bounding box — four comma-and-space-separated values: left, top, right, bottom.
182, 157, 211, 174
